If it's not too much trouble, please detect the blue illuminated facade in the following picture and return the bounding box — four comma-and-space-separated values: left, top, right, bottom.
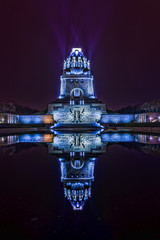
2, 48, 155, 126
101, 114, 135, 124
19, 115, 43, 124
48, 48, 106, 128
47, 48, 140, 128
60, 48, 94, 99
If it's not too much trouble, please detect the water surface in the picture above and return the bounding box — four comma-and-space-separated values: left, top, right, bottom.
0, 132, 160, 240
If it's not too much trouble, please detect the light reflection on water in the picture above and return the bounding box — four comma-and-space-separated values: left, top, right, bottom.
0, 132, 160, 212
0, 131, 160, 239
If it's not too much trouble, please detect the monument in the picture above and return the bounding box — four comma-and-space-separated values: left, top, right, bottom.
48, 48, 106, 129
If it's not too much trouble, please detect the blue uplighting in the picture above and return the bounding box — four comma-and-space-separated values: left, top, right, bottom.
101, 114, 135, 123
19, 115, 43, 124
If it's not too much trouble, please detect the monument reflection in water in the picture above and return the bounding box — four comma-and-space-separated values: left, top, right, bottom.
48, 132, 107, 210
0, 132, 160, 210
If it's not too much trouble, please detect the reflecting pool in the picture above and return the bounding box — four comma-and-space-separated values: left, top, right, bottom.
0, 131, 160, 239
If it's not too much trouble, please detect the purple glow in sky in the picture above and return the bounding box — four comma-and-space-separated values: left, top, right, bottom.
0, 0, 160, 110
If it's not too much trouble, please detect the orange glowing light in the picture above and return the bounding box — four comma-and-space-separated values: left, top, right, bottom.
43, 134, 54, 143
43, 115, 54, 124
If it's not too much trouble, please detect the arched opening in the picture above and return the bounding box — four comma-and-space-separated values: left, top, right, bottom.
71, 159, 84, 169
70, 88, 84, 105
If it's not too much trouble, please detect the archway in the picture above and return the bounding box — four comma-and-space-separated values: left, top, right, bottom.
70, 88, 84, 105
70, 88, 84, 98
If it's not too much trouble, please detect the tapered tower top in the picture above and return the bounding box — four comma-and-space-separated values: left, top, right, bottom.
63, 48, 91, 76
60, 48, 94, 99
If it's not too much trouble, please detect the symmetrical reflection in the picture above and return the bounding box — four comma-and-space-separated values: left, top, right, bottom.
0, 131, 160, 210
60, 156, 94, 210
48, 132, 106, 210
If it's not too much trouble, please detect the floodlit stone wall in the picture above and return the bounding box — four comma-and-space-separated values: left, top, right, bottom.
48, 103, 105, 124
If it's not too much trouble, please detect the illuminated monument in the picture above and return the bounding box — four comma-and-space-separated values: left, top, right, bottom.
48, 48, 106, 128
1, 48, 154, 125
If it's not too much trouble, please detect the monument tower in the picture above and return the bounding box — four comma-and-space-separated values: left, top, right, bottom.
48, 48, 106, 128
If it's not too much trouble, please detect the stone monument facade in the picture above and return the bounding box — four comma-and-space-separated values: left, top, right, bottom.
48, 48, 106, 128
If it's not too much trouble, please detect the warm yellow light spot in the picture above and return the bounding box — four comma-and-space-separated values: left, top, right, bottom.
152, 119, 157, 122
43, 115, 54, 124
0, 137, 5, 145
43, 134, 54, 143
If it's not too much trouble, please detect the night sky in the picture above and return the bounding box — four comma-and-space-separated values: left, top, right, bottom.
0, 0, 160, 111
